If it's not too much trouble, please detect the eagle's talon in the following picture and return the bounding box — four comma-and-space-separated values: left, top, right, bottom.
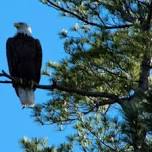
19, 78, 23, 85
31, 80, 36, 88
13, 77, 21, 85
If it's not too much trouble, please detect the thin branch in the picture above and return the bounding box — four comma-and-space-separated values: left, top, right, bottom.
84, 123, 118, 152
80, 143, 88, 152
0, 80, 12, 83
0, 70, 12, 79
137, 0, 150, 8
46, 0, 133, 30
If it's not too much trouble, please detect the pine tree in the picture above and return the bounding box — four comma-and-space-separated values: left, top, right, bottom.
21, 0, 152, 151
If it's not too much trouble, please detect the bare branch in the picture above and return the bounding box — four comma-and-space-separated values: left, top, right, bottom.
0, 80, 12, 83
0, 70, 12, 79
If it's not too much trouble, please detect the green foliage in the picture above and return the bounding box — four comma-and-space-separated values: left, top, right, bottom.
21, 0, 152, 152
20, 137, 72, 152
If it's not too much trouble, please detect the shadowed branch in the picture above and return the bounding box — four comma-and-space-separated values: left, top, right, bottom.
0, 70, 132, 106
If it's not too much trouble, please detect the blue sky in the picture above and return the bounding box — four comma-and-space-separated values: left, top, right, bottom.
0, 0, 75, 151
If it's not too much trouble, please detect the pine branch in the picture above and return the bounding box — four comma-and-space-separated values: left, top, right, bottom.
46, 0, 133, 30
137, 0, 150, 7
0, 70, 131, 105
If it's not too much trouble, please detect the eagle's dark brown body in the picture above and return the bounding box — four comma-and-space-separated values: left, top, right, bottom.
6, 33, 42, 105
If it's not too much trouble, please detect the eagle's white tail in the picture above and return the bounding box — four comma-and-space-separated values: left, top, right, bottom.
18, 87, 35, 107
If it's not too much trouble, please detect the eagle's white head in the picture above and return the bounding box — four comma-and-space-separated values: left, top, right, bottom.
14, 22, 32, 36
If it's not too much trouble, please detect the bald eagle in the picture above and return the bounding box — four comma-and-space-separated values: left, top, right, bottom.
6, 22, 42, 107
